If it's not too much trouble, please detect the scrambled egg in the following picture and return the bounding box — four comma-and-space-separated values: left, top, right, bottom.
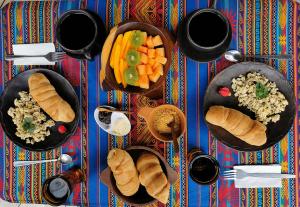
232, 72, 288, 125
7, 91, 55, 144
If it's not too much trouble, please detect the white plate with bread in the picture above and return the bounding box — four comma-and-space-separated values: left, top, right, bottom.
0, 68, 80, 151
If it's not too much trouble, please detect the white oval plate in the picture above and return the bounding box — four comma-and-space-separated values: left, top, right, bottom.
94, 105, 131, 136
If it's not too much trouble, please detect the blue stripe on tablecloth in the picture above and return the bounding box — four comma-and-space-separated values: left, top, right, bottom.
98, 0, 109, 204
186, 0, 212, 205
86, 0, 102, 206
0, 5, 5, 202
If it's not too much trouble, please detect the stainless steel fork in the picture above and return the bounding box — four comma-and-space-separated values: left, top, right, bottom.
5, 52, 66, 62
223, 169, 296, 180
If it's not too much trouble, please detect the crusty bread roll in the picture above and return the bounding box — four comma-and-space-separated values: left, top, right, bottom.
107, 149, 140, 196
28, 73, 75, 122
205, 106, 267, 146
136, 153, 170, 204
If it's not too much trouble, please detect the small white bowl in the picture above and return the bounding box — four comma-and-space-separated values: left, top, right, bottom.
94, 105, 131, 136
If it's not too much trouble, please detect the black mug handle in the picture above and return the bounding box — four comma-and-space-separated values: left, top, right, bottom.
84, 51, 93, 60
209, 0, 217, 9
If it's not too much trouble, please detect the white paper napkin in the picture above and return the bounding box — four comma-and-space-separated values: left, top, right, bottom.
12, 43, 55, 65
233, 164, 282, 188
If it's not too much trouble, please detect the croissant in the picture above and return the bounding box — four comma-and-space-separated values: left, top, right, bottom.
107, 149, 140, 196
136, 153, 170, 204
205, 106, 267, 146
28, 73, 75, 123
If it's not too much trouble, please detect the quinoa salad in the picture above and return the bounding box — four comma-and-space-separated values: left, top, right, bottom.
7, 91, 55, 144
231, 72, 288, 125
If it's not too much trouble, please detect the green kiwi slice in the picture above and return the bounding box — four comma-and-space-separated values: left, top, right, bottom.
124, 66, 139, 86
131, 30, 145, 48
126, 49, 141, 66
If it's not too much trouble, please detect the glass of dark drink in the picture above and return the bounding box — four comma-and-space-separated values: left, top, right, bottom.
42, 167, 84, 206
188, 148, 219, 185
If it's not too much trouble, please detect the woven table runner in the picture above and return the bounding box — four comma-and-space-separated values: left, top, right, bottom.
0, 0, 299, 206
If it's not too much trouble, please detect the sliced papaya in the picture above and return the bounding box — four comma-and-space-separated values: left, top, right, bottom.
154, 63, 163, 75
137, 65, 147, 75
146, 36, 154, 48
139, 74, 149, 89
148, 49, 156, 59
155, 56, 167, 65
140, 53, 148, 64
137, 46, 148, 54
155, 48, 165, 57
149, 71, 161, 83
148, 58, 155, 66
153, 35, 163, 47
146, 64, 153, 75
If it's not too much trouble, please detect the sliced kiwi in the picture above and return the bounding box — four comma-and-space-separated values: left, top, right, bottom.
124, 66, 139, 86
126, 49, 141, 66
131, 30, 145, 48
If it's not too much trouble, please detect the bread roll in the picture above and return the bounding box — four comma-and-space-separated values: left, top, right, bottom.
136, 153, 170, 204
107, 149, 140, 196
28, 73, 75, 122
205, 106, 267, 146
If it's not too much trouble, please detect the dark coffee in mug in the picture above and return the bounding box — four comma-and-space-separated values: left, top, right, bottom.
188, 149, 219, 185
59, 13, 96, 50
188, 11, 228, 48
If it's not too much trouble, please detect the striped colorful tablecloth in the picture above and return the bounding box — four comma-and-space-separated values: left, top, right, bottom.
0, 0, 299, 206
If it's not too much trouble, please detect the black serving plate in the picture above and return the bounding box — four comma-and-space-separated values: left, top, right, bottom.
0, 69, 80, 151
100, 146, 177, 206
203, 62, 296, 151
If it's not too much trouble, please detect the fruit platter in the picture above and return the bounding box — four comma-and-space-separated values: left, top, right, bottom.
100, 21, 173, 95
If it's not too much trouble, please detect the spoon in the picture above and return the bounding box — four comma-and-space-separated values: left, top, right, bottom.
168, 116, 179, 153
13, 154, 72, 167
97, 107, 132, 114
225, 50, 292, 62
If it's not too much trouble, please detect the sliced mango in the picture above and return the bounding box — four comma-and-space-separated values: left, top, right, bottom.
113, 44, 122, 84
110, 34, 123, 68
119, 59, 128, 88
120, 31, 133, 58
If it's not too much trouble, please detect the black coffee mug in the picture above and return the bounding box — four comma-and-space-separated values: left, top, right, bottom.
56, 10, 106, 60
177, 0, 232, 62
188, 148, 220, 185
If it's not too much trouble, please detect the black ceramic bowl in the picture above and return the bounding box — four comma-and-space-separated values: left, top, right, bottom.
203, 62, 296, 151
0, 69, 80, 151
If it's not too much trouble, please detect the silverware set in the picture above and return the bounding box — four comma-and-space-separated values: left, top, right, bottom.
223, 169, 295, 180
5, 51, 66, 62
